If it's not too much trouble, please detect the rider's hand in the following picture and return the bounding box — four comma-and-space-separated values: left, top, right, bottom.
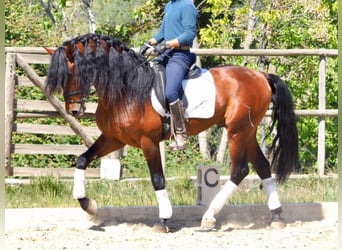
139, 41, 153, 55
154, 42, 169, 54
165, 39, 180, 49
149, 38, 157, 46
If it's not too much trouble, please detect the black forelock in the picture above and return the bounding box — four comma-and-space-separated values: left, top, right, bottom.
45, 46, 69, 94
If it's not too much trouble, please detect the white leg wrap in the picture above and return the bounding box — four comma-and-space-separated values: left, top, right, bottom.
262, 177, 281, 210
203, 180, 237, 220
202, 207, 216, 222
73, 168, 86, 199
155, 189, 173, 219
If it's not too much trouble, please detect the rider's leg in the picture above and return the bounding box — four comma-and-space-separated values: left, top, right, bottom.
165, 50, 191, 151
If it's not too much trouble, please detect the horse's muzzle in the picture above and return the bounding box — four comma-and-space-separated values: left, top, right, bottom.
67, 102, 86, 118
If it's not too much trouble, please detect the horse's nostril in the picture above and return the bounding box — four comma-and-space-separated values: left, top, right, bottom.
71, 110, 79, 117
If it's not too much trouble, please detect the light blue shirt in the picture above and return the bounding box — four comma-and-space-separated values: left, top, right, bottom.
153, 0, 198, 46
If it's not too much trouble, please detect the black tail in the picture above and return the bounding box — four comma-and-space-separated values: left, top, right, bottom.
267, 74, 300, 183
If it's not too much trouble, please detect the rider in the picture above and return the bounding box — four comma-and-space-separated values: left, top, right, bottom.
147, 0, 198, 151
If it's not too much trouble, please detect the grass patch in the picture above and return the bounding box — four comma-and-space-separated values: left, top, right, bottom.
5, 175, 337, 208
230, 176, 337, 205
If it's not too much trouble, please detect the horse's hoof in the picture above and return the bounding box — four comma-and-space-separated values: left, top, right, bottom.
87, 199, 98, 215
270, 219, 286, 229
152, 222, 169, 233
78, 198, 98, 216
200, 218, 216, 232
87, 212, 104, 225
270, 207, 285, 229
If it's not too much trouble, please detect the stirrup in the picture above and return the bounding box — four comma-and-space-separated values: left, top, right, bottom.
169, 134, 187, 151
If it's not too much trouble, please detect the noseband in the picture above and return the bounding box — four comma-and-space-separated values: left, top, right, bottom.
63, 89, 86, 114
64, 89, 86, 103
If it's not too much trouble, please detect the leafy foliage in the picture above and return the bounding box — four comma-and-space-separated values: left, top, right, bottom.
5, 0, 66, 46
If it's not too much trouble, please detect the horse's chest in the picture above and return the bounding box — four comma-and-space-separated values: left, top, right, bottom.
95, 103, 162, 145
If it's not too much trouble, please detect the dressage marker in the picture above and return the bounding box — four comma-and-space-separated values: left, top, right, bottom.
196, 165, 220, 206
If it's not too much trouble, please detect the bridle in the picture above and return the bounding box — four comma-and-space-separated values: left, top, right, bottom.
63, 89, 85, 104
62, 52, 87, 114
63, 88, 87, 115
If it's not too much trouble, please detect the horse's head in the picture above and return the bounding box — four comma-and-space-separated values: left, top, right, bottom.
45, 33, 152, 118
45, 43, 87, 117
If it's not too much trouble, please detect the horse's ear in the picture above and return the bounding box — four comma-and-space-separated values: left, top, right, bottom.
43, 46, 55, 55
65, 43, 74, 59
75, 41, 85, 54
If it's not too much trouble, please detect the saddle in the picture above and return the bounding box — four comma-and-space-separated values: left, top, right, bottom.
148, 50, 216, 139
151, 60, 202, 112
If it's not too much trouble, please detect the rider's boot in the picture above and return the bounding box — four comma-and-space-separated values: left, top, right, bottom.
169, 99, 188, 151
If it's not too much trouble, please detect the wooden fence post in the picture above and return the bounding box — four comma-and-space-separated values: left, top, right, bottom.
216, 128, 227, 164
159, 141, 166, 174
5, 53, 16, 176
317, 56, 326, 175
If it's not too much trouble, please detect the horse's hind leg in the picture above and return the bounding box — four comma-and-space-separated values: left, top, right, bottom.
247, 138, 285, 228
201, 129, 250, 230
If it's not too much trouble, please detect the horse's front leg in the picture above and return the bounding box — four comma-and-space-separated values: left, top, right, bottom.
141, 140, 172, 233
73, 134, 124, 215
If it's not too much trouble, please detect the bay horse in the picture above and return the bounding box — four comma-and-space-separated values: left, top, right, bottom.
45, 33, 299, 232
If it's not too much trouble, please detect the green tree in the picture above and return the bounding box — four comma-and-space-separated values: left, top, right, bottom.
94, 0, 163, 46
5, 0, 60, 46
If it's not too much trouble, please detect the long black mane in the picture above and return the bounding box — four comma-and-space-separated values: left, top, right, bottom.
46, 33, 155, 108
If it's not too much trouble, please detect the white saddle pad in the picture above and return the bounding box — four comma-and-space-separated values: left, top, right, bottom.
151, 69, 216, 118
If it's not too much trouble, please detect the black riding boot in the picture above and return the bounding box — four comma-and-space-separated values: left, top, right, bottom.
169, 99, 188, 151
